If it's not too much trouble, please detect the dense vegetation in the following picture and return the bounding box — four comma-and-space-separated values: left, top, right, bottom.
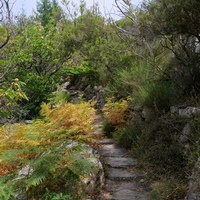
0, 0, 200, 199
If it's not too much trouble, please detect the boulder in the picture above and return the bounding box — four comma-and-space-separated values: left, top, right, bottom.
187, 157, 200, 200
170, 106, 200, 117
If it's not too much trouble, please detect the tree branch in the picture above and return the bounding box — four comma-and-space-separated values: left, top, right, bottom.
0, 0, 12, 49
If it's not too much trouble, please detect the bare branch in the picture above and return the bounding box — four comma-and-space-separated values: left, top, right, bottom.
0, 0, 13, 49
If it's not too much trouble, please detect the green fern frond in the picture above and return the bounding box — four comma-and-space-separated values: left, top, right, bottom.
0, 178, 15, 200
26, 174, 47, 189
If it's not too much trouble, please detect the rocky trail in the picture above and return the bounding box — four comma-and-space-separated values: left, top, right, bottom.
92, 116, 150, 200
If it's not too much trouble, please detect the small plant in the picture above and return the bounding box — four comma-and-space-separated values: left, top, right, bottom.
50, 89, 71, 105
103, 98, 130, 132
102, 120, 115, 137
0, 79, 28, 118
43, 188, 72, 200
113, 121, 142, 149
150, 180, 186, 200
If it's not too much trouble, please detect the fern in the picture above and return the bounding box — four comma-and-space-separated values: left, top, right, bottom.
103, 97, 130, 130
0, 178, 15, 200
0, 100, 99, 198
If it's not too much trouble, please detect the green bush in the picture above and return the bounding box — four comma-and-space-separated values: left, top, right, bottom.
113, 121, 142, 149
129, 113, 188, 175
137, 80, 174, 112
43, 188, 72, 200
107, 60, 152, 98
187, 116, 200, 169
19, 75, 55, 117
102, 120, 115, 137
107, 60, 174, 112
150, 180, 186, 200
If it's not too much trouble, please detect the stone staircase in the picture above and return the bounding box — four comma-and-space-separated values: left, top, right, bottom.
97, 138, 150, 200
92, 116, 150, 200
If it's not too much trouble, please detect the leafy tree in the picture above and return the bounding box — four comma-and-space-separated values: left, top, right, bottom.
0, 13, 72, 117
13, 21, 71, 116
36, 0, 52, 26
58, 2, 106, 85
0, 0, 12, 48
36, 0, 62, 27
144, 0, 200, 93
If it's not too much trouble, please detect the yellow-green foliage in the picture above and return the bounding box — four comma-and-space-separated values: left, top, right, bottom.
103, 98, 130, 129
0, 79, 28, 118
0, 101, 99, 198
40, 101, 96, 137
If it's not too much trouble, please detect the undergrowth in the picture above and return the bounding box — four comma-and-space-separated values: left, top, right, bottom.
102, 97, 130, 136
0, 100, 99, 199
102, 97, 200, 199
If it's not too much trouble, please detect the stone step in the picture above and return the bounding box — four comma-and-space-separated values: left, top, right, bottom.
98, 144, 128, 157
100, 180, 149, 200
110, 189, 149, 200
107, 168, 142, 181
103, 180, 144, 192
97, 138, 114, 145
99, 143, 121, 150
93, 127, 104, 134
103, 157, 137, 168
99, 148, 127, 157
94, 117, 149, 200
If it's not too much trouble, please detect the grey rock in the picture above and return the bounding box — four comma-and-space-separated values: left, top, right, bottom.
179, 107, 200, 117
24, 120, 33, 124
103, 157, 137, 168
170, 106, 200, 117
187, 157, 200, 200
180, 123, 191, 143
18, 165, 33, 177
170, 106, 179, 113
97, 138, 114, 145
111, 189, 149, 200
15, 193, 27, 200
103, 180, 142, 192
107, 168, 142, 181
99, 144, 127, 157
99, 148, 127, 157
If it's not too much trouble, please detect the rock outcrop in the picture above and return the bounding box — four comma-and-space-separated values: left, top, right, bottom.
170, 106, 200, 199
187, 157, 200, 200
61, 79, 106, 109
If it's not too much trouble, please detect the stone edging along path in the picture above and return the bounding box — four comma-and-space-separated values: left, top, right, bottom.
92, 116, 150, 200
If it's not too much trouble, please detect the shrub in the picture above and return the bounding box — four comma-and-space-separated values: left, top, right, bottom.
103, 98, 130, 126
136, 80, 174, 112
106, 60, 152, 98
102, 98, 130, 136
113, 121, 142, 149
0, 100, 99, 199
0, 79, 28, 119
106, 60, 174, 112
150, 180, 186, 200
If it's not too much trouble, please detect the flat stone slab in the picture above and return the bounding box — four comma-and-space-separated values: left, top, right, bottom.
93, 127, 103, 134
103, 180, 140, 192
107, 168, 142, 181
99, 144, 127, 157
99, 149, 127, 157
99, 144, 121, 150
111, 189, 149, 200
103, 157, 137, 168
97, 138, 114, 145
